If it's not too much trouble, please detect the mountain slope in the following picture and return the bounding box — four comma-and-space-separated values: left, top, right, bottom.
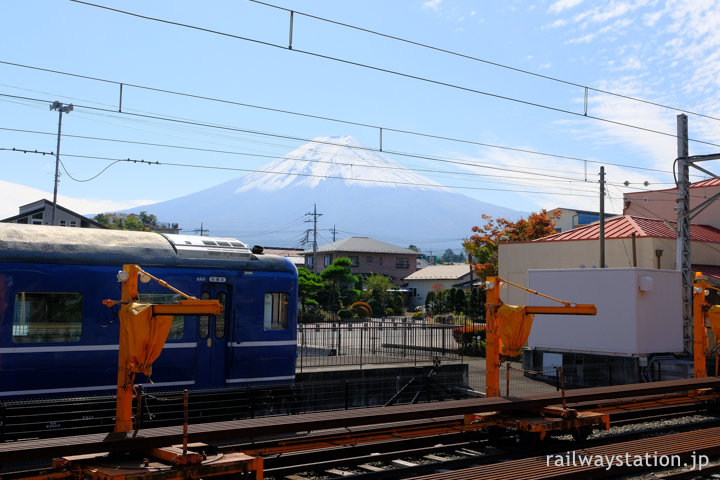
126, 136, 526, 250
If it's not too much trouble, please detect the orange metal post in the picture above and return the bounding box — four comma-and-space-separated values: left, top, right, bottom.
693, 276, 708, 378
485, 277, 501, 398
112, 265, 223, 433
115, 264, 140, 433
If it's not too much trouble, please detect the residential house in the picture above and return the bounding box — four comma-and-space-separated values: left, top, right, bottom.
263, 247, 305, 268
303, 237, 420, 286
498, 215, 720, 306
1, 199, 104, 228
497, 215, 720, 385
404, 264, 473, 307
623, 178, 720, 229
552, 207, 617, 233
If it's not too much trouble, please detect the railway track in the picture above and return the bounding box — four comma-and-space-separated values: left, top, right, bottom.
0, 371, 467, 442
2, 401, 718, 479
256, 412, 720, 479
1, 378, 719, 480
0, 385, 300, 442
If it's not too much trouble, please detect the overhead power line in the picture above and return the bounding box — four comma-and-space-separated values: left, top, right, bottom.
67, 1, 720, 149
1, 62, 696, 175
1, 146, 600, 197
0, 88, 695, 187
250, 0, 720, 124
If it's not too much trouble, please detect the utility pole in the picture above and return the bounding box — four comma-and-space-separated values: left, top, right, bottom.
599, 166, 605, 268
193, 223, 209, 236
49, 101, 73, 226
330, 225, 337, 242
671, 114, 720, 358
305, 204, 322, 273
676, 114, 692, 355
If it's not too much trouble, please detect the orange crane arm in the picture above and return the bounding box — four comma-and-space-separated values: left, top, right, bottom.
105, 264, 222, 434
484, 276, 597, 398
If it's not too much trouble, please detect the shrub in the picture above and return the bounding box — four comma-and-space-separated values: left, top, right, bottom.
350, 301, 372, 318
464, 339, 486, 357
367, 298, 383, 317
337, 309, 353, 319
452, 324, 486, 344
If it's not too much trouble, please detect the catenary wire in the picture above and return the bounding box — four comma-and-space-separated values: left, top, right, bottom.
0, 63, 687, 175
66, 1, 720, 150
0, 124, 601, 190
0, 96, 613, 190
250, 0, 720, 124
20, 151, 601, 197
0, 94, 690, 194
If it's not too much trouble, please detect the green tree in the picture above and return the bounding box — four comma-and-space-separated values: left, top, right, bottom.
468, 287, 485, 321
320, 257, 358, 312
297, 267, 323, 316
440, 248, 465, 263
389, 290, 405, 316
122, 214, 146, 231
362, 273, 404, 317
93, 211, 161, 231
432, 289, 446, 316
365, 273, 392, 305
137, 211, 158, 229
451, 288, 467, 314
424, 291, 435, 316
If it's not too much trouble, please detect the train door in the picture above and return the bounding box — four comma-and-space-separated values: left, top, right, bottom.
195, 283, 230, 388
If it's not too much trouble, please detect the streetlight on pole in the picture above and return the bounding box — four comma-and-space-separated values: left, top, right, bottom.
49, 101, 73, 226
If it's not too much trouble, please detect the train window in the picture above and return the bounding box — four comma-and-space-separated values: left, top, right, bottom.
198, 291, 210, 339
215, 291, 226, 339
138, 293, 185, 340
12, 292, 82, 343
264, 293, 288, 330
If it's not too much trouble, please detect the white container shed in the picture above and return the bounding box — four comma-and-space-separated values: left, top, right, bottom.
526, 268, 683, 356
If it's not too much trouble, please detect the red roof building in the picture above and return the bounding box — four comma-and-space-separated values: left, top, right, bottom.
623, 178, 720, 231
536, 215, 720, 244
498, 215, 720, 305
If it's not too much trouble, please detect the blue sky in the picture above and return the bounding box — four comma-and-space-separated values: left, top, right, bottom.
2, 0, 720, 239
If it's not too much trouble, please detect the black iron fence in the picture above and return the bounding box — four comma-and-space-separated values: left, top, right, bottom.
297, 318, 462, 371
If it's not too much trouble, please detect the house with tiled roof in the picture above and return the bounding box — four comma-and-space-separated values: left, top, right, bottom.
2, 199, 105, 228
302, 237, 420, 286
404, 264, 473, 307
498, 215, 720, 306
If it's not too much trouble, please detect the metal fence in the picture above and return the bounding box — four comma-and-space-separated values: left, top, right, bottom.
297, 319, 462, 371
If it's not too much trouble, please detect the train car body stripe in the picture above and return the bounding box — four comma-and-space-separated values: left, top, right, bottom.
0, 380, 195, 397
228, 341, 297, 347
0, 342, 196, 354
226, 375, 295, 384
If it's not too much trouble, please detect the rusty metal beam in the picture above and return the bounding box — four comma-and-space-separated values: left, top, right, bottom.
2, 377, 720, 464
524, 305, 597, 315
411, 424, 720, 479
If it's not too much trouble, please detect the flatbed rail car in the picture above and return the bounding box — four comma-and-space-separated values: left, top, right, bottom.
0, 223, 298, 400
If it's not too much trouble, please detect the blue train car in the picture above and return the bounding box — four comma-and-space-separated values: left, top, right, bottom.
0, 224, 298, 399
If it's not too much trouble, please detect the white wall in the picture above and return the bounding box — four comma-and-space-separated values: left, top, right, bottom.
407, 278, 466, 307
526, 268, 682, 356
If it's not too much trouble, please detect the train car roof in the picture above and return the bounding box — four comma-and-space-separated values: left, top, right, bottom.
0, 224, 295, 272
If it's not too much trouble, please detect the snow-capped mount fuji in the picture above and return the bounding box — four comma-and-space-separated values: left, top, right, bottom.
235, 135, 445, 192
128, 136, 525, 250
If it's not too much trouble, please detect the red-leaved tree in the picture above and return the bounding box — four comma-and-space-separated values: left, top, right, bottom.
463, 210, 560, 278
